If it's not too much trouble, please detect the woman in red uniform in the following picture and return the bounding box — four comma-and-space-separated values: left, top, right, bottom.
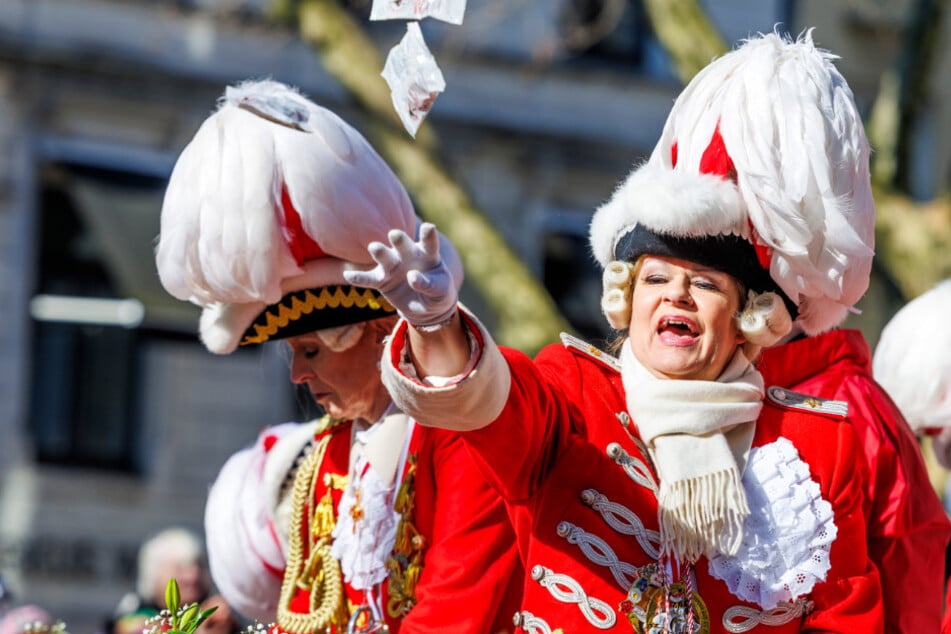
155, 79, 521, 633
348, 32, 884, 633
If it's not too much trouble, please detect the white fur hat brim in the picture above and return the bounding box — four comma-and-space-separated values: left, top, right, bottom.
590, 164, 746, 268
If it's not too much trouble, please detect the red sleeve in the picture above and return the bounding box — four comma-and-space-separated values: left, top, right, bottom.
802, 419, 884, 633
399, 428, 522, 633
461, 345, 584, 503
833, 376, 950, 634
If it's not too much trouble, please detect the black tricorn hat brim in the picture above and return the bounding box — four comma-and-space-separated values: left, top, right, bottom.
614, 224, 798, 319
240, 285, 396, 346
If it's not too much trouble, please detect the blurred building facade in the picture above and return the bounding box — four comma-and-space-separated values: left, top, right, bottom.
0, 0, 946, 629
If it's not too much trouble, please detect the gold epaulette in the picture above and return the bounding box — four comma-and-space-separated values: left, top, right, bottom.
765, 386, 849, 418
559, 333, 621, 373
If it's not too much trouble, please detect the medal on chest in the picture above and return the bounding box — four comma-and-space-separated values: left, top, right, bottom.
620, 562, 709, 634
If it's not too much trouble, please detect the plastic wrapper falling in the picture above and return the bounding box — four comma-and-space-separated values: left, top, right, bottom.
370, 0, 467, 25
381, 22, 446, 138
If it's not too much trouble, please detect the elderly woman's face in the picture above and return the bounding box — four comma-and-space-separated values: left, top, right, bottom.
286, 322, 390, 422
628, 255, 745, 381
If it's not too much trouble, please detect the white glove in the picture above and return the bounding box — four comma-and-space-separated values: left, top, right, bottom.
344, 222, 458, 328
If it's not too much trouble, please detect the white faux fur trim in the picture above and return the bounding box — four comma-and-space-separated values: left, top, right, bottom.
381, 308, 511, 431
793, 298, 850, 337
590, 166, 747, 267
200, 302, 266, 355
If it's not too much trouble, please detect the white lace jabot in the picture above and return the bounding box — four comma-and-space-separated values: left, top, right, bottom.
330, 413, 412, 591
708, 437, 836, 609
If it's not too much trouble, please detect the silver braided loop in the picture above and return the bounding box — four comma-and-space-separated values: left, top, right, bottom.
530, 565, 617, 630
557, 521, 639, 591
512, 610, 553, 634
580, 489, 661, 559
605, 442, 659, 493
722, 599, 813, 633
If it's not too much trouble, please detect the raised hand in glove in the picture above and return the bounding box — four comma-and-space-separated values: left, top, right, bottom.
344, 222, 458, 328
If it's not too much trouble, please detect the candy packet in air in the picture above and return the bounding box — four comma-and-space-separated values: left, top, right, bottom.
381, 22, 446, 138
370, 0, 466, 25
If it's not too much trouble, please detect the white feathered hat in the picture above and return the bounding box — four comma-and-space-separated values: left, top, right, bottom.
873, 280, 951, 432
590, 30, 874, 339
204, 421, 316, 622
156, 79, 462, 354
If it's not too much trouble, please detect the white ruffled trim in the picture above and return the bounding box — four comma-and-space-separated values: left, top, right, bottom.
330, 452, 399, 590
707, 437, 836, 609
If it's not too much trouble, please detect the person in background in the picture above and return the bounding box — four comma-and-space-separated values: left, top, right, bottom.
108, 527, 238, 634
155, 80, 522, 633
757, 314, 951, 633
872, 278, 951, 633
874, 279, 951, 471
350, 31, 883, 633
0, 605, 54, 634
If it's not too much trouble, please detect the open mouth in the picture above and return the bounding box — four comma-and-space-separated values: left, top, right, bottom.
658, 316, 699, 337
657, 316, 700, 345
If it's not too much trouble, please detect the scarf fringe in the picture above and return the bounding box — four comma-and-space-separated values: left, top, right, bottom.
658, 467, 750, 563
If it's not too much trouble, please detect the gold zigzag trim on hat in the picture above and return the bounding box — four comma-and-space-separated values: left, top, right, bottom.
241, 286, 395, 346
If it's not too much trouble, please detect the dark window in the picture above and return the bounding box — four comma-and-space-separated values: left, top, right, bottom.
28, 165, 165, 472
29, 321, 140, 469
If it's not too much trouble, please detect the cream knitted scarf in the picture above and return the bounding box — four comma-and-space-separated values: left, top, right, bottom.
620, 343, 765, 563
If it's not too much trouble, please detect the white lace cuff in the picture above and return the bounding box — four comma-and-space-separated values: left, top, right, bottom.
708, 437, 836, 609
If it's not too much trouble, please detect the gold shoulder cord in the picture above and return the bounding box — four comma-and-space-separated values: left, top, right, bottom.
277, 416, 350, 633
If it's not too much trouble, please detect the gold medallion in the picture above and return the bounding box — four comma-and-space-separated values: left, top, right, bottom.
620, 566, 709, 634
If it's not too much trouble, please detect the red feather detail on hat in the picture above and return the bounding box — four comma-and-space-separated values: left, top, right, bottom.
748, 220, 773, 270
698, 126, 772, 270
671, 141, 679, 167
699, 125, 737, 183
262, 434, 278, 452
280, 187, 326, 265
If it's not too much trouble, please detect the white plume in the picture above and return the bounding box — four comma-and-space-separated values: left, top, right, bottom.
649, 30, 875, 335
156, 80, 417, 308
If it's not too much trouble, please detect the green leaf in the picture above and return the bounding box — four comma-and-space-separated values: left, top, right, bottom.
193, 606, 219, 629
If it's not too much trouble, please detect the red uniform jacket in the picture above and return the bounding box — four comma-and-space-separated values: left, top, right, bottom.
277, 419, 522, 634
759, 329, 951, 634
383, 317, 884, 633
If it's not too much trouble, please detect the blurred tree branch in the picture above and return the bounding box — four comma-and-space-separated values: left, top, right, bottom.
271, 0, 572, 354
642, 0, 727, 80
